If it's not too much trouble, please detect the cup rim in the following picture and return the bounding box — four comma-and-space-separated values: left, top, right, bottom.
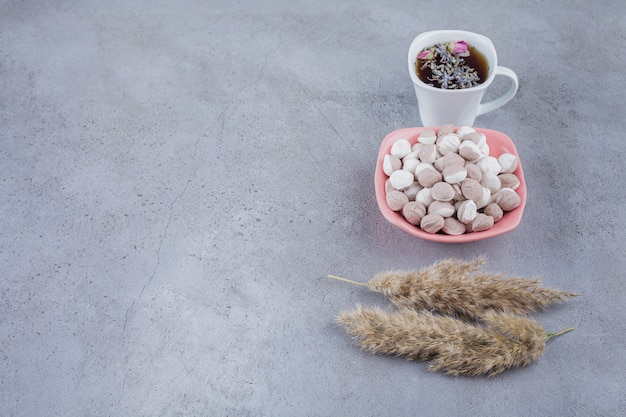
408, 30, 497, 91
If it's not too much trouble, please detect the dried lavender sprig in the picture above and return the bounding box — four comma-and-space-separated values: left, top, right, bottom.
418, 42, 480, 89
337, 306, 573, 377
329, 257, 578, 321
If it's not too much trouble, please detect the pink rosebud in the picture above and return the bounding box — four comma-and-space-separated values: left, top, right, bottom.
418, 49, 434, 60
448, 40, 469, 55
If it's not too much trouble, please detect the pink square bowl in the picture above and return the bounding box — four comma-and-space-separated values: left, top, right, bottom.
374, 127, 526, 243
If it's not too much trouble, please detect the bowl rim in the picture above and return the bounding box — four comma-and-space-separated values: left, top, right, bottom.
374, 127, 527, 243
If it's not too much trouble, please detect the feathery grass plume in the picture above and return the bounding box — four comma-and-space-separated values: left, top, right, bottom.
336, 306, 573, 377
329, 257, 578, 321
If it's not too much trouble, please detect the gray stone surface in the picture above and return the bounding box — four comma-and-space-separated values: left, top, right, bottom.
1, 0, 625, 416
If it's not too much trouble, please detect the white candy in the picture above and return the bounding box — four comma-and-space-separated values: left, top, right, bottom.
385, 179, 394, 193
456, 200, 478, 224
383, 154, 401, 176
402, 150, 420, 162
456, 126, 476, 138
437, 134, 461, 155
402, 157, 420, 175
403, 182, 423, 200
411, 142, 423, 153
481, 171, 502, 194
414, 162, 433, 176
415, 187, 433, 207
476, 156, 502, 175
389, 169, 414, 190
479, 142, 490, 157
498, 153, 518, 173
475, 187, 492, 209
390, 138, 412, 158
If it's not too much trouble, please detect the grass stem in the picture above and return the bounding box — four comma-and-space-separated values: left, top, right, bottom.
546, 327, 575, 341
327, 275, 368, 287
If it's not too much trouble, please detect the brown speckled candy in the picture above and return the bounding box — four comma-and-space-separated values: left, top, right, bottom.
386, 190, 409, 211
442, 217, 466, 235
431, 181, 455, 202
495, 188, 521, 211
483, 202, 504, 222
420, 214, 445, 233
464, 163, 483, 182
458, 140, 482, 162
427, 201, 455, 217
418, 143, 437, 164
451, 184, 464, 201
442, 165, 467, 184
416, 166, 442, 188
437, 124, 455, 137
460, 178, 484, 201
463, 131, 487, 147
434, 152, 465, 172
402, 201, 427, 225
418, 129, 437, 145
472, 213, 495, 232
498, 173, 521, 190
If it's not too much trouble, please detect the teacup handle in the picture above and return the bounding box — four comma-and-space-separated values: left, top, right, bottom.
477, 66, 519, 116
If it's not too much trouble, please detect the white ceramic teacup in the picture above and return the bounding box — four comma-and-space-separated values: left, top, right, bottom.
408, 30, 518, 127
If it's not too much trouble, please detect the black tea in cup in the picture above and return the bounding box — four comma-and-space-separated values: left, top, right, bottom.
416, 41, 489, 89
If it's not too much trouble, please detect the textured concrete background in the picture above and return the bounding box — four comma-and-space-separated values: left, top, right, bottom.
1, 0, 625, 416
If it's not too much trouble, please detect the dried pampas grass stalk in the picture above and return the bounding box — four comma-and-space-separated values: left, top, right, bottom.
329, 257, 578, 321
337, 306, 573, 377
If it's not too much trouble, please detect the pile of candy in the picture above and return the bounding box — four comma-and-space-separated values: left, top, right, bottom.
383, 125, 521, 235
